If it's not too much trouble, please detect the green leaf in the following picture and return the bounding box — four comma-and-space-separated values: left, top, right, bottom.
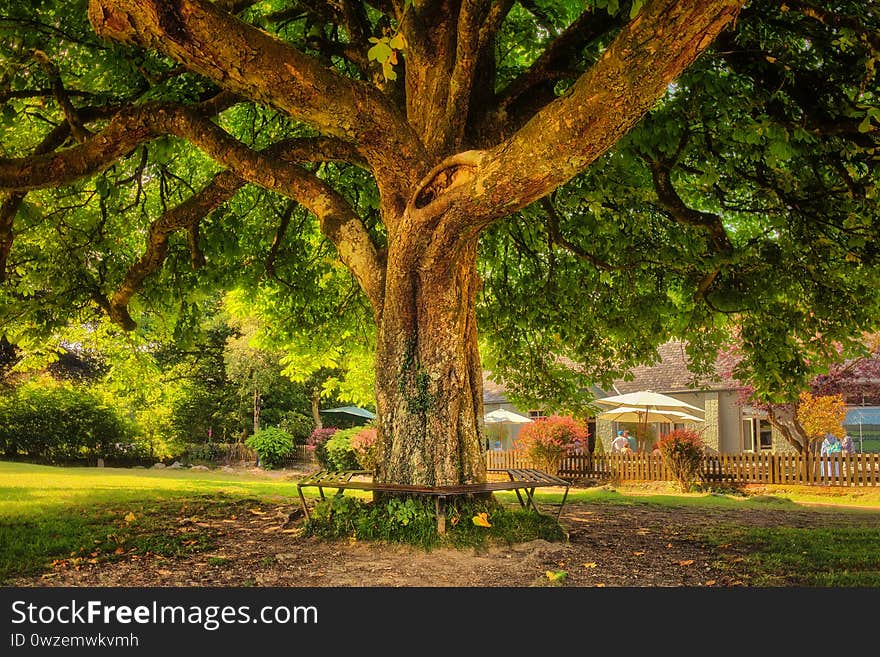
630, 0, 646, 19
367, 41, 393, 63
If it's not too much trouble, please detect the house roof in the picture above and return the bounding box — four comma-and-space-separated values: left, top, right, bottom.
482, 341, 738, 405
482, 371, 509, 404
611, 341, 739, 394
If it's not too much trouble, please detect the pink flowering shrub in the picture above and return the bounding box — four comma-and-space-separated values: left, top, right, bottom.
309, 427, 338, 447
350, 427, 379, 471
515, 415, 589, 474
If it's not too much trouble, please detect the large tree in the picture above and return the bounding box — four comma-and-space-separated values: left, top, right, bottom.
1, 1, 878, 485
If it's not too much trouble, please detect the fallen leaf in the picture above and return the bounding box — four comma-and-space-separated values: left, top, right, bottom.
249, 509, 265, 515
705, 580, 716, 586
666, 543, 673, 548
472, 512, 492, 527
114, 547, 125, 555
546, 570, 567, 583
677, 559, 694, 566
156, 569, 173, 576
632, 551, 645, 556
595, 583, 606, 588
124, 512, 136, 523
583, 562, 598, 569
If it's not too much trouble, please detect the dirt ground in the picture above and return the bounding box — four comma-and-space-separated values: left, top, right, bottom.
14, 478, 880, 588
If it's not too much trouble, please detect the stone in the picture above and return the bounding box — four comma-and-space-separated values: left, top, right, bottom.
151, 462, 166, 469
221, 466, 236, 473
169, 461, 184, 469
190, 465, 210, 471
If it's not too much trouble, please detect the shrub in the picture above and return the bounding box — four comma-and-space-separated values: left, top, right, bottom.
305, 495, 566, 549
0, 381, 132, 462
657, 429, 705, 492
315, 427, 363, 471
350, 427, 379, 471
309, 426, 338, 447
276, 411, 314, 446
514, 415, 589, 474
245, 427, 294, 469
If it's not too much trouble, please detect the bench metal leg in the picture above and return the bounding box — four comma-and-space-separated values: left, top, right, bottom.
556, 486, 570, 520
436, 496, 447, 534
297, 485, 310, 521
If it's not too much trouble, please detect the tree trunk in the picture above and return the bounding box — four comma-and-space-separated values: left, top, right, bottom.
374, 237, 486, 486
253, 387, 261, 434
311, 390, 322, 430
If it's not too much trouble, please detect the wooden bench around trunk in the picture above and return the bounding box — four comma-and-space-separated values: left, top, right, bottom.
296, 468, 571, 533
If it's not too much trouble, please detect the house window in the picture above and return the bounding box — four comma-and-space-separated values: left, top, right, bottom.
743, 418, 773, 451
528, 410, 546, 418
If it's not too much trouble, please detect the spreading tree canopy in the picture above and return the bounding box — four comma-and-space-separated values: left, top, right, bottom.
1, 0, 878, 484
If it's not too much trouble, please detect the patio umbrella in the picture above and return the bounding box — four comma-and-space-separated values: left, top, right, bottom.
483, 408, 533, 449
484, 408, 534, 424
594, 391, 704, 451
597, 406, 704, 424
593, 390, 705, 414
320, 405, 376, 420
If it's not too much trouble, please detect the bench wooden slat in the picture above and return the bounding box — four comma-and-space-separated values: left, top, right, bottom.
296, 467, 571, 533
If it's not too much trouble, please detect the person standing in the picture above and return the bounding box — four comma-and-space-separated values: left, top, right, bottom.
611, 430, 628, 453
841, 433, 856, 455
820, 433, 842, 478
624, 430, 637, 453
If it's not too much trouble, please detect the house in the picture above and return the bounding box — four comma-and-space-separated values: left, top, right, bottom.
482, 341, 797, 455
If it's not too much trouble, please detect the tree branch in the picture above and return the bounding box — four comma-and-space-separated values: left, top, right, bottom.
0, 120, 76, 281
647, 158, 733, 256
108, 170, 243, 329
87, 0, 426, 202
485, 7, 623, 140
31, 50, 92, 142
410, 0, 745, 231
108, 134, 384, 328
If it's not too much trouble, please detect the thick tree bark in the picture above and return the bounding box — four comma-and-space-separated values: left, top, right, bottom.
375, 228, 485, 486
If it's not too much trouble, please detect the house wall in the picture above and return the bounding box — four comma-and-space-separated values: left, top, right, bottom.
718, 391, 744, 453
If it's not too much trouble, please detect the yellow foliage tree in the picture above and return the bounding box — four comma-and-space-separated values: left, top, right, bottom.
797, 393, 847, 446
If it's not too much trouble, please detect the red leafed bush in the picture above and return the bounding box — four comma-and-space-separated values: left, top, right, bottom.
350, 427, 379, 471
657, 429, 705, 491
515, 415, 589, 474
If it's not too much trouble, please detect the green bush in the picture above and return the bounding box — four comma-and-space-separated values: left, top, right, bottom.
314, 426, 363, 471
305, 495, 566, 549
245, 427, 294, 469
275, 411, 314, 445
0, 381, 132, 462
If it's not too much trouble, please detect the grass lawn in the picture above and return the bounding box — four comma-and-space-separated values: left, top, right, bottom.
3, 461, 880, 585
0, 461, 301, 582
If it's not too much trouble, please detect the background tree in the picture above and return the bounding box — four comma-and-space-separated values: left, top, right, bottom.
724, 334, 880, 453
1, 1, 878, 485
797, 392, 847, 448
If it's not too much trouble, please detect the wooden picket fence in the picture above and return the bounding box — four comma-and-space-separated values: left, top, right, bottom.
485, 450, 880, 487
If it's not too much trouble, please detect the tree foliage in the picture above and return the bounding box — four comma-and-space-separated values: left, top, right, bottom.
1, 0, 878, 483
797, 392, 848, 444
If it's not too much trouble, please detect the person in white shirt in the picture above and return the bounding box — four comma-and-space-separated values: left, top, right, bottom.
611, 430, 629, 453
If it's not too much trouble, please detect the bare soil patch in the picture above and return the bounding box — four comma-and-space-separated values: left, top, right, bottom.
14, 485, 880, 588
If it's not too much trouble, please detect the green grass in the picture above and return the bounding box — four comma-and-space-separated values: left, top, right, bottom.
0, 461, 300, 583
5, 461, 880, 586
701, 525, 880, 586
